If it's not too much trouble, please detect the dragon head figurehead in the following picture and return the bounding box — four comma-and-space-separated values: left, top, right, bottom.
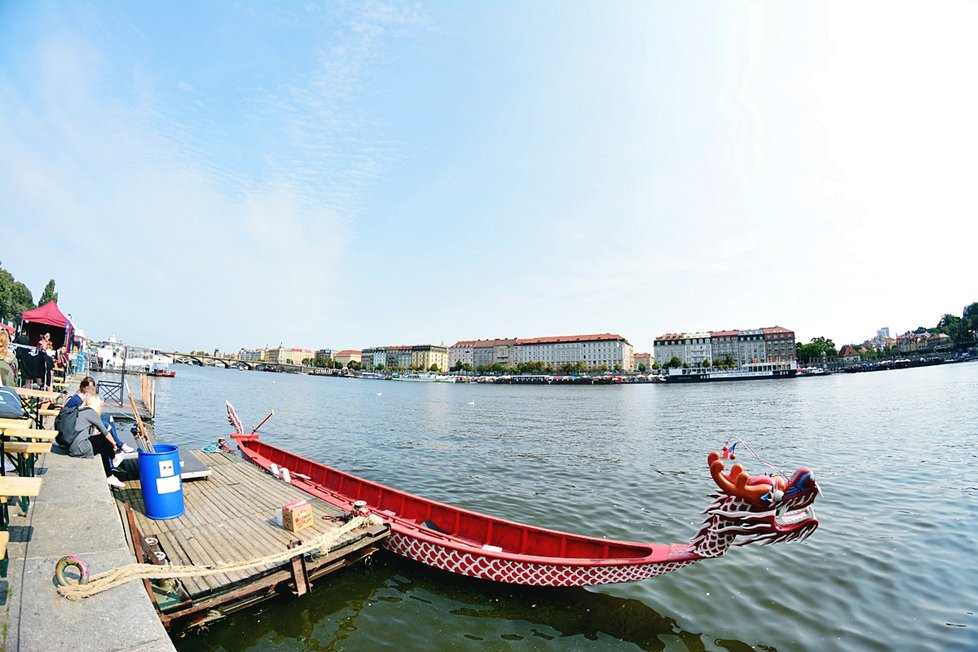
689, 450, 820, 558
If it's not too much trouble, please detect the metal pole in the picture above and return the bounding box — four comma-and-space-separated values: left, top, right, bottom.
121, 345, 127, 403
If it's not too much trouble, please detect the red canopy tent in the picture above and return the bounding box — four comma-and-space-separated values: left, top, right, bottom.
21, 301, 72, 349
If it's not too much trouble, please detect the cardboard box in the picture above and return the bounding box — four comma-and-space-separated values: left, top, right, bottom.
281, 498, 313, 532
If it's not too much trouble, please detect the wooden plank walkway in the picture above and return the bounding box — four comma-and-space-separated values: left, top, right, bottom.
113, 450, 389, 631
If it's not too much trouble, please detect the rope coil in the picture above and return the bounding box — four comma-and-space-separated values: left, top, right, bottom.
57, 514, 381, 600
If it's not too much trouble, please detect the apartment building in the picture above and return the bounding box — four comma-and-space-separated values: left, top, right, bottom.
654, 326, 797, 369
710, 331, 738, 365
513, 333, 634, 371
762, 327, 796, 362
315, 349, 332, 362
411, 345, 449, 372
448, 341, 476, 369
685, 332, 711, 366
238, 348, 267, 363
266, 346, 316, 365
653, 333, 685, 366
361, 347, 384, 369
737, 329, 766, 367
333, 350, 361, 367
473, 338, 517, 369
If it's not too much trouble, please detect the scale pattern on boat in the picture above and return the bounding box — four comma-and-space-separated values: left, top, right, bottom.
386, 532, 697, 586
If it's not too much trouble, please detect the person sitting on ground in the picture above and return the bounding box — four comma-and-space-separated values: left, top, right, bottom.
0, 329, 17, 386
66, 393, 126, 489
63, 376, 135, 453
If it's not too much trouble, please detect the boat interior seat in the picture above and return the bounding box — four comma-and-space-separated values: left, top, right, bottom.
421, 519, 450, 534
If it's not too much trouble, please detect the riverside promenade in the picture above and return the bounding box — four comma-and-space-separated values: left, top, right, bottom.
0, 381, 174, 651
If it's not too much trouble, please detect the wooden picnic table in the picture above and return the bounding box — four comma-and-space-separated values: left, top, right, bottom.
0, 423, 56, 512
12, 387, 64, 428
13, 388, 62, 401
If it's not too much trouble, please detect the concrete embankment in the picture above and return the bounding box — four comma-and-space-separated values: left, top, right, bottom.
1, 383, 174, 651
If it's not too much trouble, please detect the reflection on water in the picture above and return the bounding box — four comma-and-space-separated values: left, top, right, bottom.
159, 363, 978, 651
175, 551, 758, 652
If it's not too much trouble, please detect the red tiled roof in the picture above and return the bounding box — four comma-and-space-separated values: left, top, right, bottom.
516, 333, 627, 345
710, 330, 738, 337
761, 326, 794, 335
654, 333, 685, 342
335, 349, 360, 356
474, 338, 517, 348
451, 338, 518, 348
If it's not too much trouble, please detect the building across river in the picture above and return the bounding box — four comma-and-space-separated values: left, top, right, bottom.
653, 326, 796, 369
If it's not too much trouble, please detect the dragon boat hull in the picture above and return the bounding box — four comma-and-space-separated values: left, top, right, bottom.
233, 435, 702, 586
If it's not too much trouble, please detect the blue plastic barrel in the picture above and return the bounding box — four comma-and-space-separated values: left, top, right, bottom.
138, 444, 184, 519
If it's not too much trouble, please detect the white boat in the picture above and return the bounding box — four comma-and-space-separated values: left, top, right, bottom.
391, 372, 456, 383
662, 361, 797, 383
96, 339, 173, 373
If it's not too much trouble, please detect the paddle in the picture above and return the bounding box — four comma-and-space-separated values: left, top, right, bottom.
251, 410, 274, 434
125, 381, 155, 453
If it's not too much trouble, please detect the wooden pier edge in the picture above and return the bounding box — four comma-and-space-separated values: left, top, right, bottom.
157, 536, 384, 631
113, 450, 389, 633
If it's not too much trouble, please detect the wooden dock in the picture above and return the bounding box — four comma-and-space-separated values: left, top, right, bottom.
113, 449, 389, 632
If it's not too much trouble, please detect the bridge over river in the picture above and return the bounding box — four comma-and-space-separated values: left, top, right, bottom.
165, 351, 321, 374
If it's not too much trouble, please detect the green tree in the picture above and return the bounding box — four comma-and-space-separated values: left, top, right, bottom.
963, 302, 978, 334
637, 363, 647, 372
936, 313, 964, 343
38, 279, 58, 305
0, 263, 36, 322
666, 356, 683, 369
796, 337, 838, 364
428, 363, 440, 372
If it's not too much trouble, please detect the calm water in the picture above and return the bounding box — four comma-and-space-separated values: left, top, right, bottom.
147, 363, 978, 651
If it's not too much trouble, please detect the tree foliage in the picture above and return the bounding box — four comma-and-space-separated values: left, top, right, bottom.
796, 337, 837, 363
39, 279, 58, 305
0, 262, 36, 322
932, 304, 978, 344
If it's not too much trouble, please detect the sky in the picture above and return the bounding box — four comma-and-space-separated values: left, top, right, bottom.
2, 1, 977, 354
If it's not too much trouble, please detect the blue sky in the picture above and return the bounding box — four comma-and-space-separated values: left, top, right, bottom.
2, 1, 977, 353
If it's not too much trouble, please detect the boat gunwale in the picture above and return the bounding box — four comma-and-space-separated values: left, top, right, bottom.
235, 436, 692, 567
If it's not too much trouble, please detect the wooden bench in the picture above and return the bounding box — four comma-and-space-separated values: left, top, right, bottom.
3, 441, 52, 478
38, 407, 62, 419
0, 476, 42, 578
0, 418, 33, 430
0, 476, 43, 523
4, 442, 53, 456
0, 427, 58, 442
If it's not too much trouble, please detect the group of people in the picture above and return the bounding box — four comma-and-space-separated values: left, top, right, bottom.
62, 376, 136, 489
0, 326, 68, 391
3, 330, 133, 489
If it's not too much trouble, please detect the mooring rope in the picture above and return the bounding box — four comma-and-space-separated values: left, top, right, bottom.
57, 514, 382, 601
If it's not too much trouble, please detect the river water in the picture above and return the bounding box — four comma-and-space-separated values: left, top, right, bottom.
150, 362, 978, 651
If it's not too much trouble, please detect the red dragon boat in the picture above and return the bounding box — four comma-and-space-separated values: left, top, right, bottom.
227, 408, 819, 587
